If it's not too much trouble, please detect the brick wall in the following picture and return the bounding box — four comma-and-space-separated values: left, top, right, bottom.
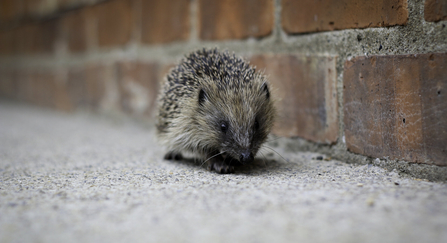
0, 0, 446, 169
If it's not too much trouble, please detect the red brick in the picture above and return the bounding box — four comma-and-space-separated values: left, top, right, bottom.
0, 0, 24, 22
61, 9, 88, 53
10, 68, 71, 110
0, 69, 17, 98
14, 69, 45, 106
141, 0, 190, 44
116, 61, 160, 116
343, 53, 447, 166
84, 64, 106, 109
37, 19, 58, 54
15, 70, 34, 102
282, 0, 408, 34
425, 0, 447, 22
67, 67, 88, 107
94, 0, 133, 47
66, 65, 108, 110
15, 20, 57, 55
51, 70, 73, 111
0, 29, 17, 55
250, 54, 338, 144
30, 70, 57, 108
198, 0, 274, 40
15, 24, 38, 54
33, 70, 59, 107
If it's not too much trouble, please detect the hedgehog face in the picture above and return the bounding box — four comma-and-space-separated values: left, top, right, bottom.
196, 80, 275, 164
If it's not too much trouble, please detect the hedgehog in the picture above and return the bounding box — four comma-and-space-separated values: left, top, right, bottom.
156, 48, 275, 174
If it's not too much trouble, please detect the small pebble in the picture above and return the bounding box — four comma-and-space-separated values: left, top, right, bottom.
8, 202, 18, 207
394, 182, 399, 185
357, 183, 364, 187
315, 156, 323, 160
366, 197, 375, 206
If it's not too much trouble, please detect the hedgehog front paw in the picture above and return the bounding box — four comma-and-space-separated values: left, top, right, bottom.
208, 160, 234, 174
164, 152, 183, 160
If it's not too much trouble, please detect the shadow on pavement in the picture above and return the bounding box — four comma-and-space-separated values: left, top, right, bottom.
164, 156, 285, 175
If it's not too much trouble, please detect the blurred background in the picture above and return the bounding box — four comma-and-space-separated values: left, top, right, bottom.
0, 0, 446, 170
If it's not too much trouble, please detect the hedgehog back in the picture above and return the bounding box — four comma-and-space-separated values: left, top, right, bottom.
157, 48, 257, 134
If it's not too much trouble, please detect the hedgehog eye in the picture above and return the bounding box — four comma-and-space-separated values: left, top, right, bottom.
254, 120, 260, 131
220, 121, 228, 133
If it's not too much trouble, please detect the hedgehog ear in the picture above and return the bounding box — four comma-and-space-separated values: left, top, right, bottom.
198, 89, 207, 106
261, 83, 270, 99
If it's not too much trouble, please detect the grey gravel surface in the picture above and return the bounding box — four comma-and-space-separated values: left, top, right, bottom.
0, 102, 446, 243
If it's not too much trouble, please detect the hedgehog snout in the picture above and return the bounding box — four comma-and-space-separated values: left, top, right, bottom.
239, 150, 254, 164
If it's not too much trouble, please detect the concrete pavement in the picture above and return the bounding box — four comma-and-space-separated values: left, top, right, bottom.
0, 102, 446, 243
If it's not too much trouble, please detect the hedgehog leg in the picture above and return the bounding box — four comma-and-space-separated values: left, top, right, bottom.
206, 153, 234, 174
164, 151, 183, 160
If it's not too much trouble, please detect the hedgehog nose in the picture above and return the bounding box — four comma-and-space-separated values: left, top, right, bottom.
239, 151, 254, 163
